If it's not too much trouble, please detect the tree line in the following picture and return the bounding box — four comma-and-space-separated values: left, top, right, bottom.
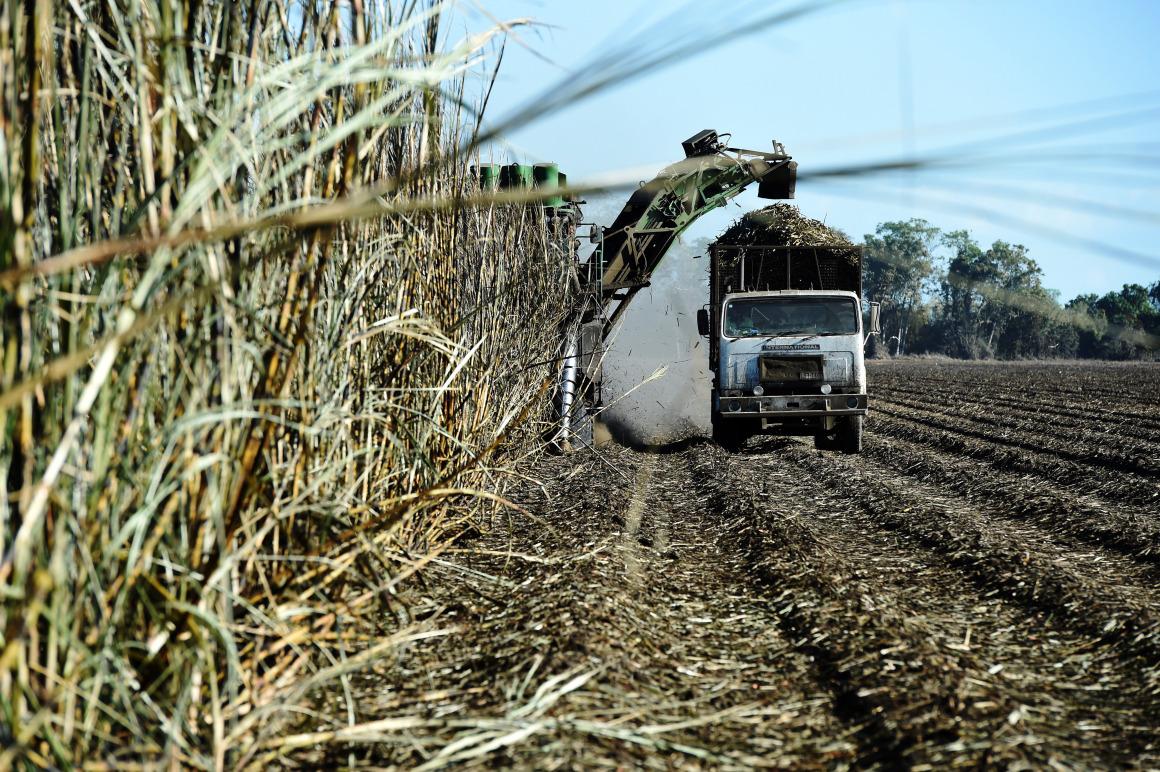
860, 220, 1160, 360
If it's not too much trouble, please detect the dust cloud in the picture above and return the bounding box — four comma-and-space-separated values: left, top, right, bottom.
597, 236, 713, 447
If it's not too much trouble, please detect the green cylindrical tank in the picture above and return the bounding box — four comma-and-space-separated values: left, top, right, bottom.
475, 163, 500, 191
533, 163, 563, 208
500, 163, 533, 189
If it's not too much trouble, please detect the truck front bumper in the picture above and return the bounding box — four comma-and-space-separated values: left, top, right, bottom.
715, 393, 868, 419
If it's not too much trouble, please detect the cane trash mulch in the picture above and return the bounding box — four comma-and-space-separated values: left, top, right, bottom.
284, 362, 1160, 770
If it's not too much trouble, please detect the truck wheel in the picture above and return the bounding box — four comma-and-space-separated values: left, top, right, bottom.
838, 415, 863, 454
814, 431, 839, 451
712, 417, 749, 452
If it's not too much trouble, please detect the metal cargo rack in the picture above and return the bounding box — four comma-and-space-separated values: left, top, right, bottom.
710, 243, 863, 298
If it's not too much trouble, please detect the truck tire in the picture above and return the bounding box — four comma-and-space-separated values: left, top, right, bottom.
815, 416, 863, 453
838, 415, 863, 454
712, 416, 749, 452
814, 431, 839, 451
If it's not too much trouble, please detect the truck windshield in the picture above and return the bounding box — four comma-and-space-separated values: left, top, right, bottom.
724, 297, 858, 338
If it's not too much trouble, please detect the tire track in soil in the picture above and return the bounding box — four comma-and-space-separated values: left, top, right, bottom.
620, 454, 657, 587
688, 451, 927, 770
691, 438, 1155, 769
335, 447, 865, 770
619, 447, 864, 768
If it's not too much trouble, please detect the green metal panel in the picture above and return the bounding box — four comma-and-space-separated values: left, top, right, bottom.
475, 163, 499, 191
500, 163, 533, 189
558, 172, 573, 210
534, 163, 563, 208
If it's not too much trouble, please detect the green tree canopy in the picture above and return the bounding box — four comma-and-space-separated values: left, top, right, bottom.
862, 219, 940, 352
1065, 283, 1160, 358
937, 234, 1053, 357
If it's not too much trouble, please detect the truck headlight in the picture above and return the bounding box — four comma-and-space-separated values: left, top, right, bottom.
820, 384, 831, 395
846, 397, 858, 408
753, 385, 764, 396
728, 400, 742, 412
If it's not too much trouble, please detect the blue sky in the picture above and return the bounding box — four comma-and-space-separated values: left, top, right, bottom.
454, 0, 1160, 302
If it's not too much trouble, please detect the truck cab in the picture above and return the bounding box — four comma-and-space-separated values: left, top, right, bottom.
701, 288, 878, 452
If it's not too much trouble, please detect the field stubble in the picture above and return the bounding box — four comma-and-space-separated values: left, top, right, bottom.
290, 361, 1160, 770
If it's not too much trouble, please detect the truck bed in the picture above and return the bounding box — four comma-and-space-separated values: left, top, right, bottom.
710, 243, 862, 298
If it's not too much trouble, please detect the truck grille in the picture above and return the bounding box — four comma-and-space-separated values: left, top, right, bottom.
759, 355, 822, 382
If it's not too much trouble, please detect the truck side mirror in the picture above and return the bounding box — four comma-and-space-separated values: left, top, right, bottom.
696, 309, 710, 337
867, 302, 882, 335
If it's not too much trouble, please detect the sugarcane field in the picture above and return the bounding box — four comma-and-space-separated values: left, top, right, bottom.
3, 2, 1160, 770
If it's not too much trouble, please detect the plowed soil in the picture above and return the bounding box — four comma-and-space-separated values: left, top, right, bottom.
298, 361, 1160, 770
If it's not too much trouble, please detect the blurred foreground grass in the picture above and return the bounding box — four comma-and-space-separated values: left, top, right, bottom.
0, 1, 572, 767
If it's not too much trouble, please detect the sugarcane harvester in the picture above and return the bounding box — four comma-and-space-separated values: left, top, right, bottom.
555, 130, 799, 446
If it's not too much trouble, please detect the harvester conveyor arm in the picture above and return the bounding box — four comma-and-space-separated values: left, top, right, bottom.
584, 129, 797, 336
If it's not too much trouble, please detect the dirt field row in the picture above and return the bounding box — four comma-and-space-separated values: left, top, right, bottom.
290, 361, 1160, 770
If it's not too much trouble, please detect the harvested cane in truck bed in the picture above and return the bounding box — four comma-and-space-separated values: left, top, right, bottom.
717, 202, 854, 249
711, 204, 862, 294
